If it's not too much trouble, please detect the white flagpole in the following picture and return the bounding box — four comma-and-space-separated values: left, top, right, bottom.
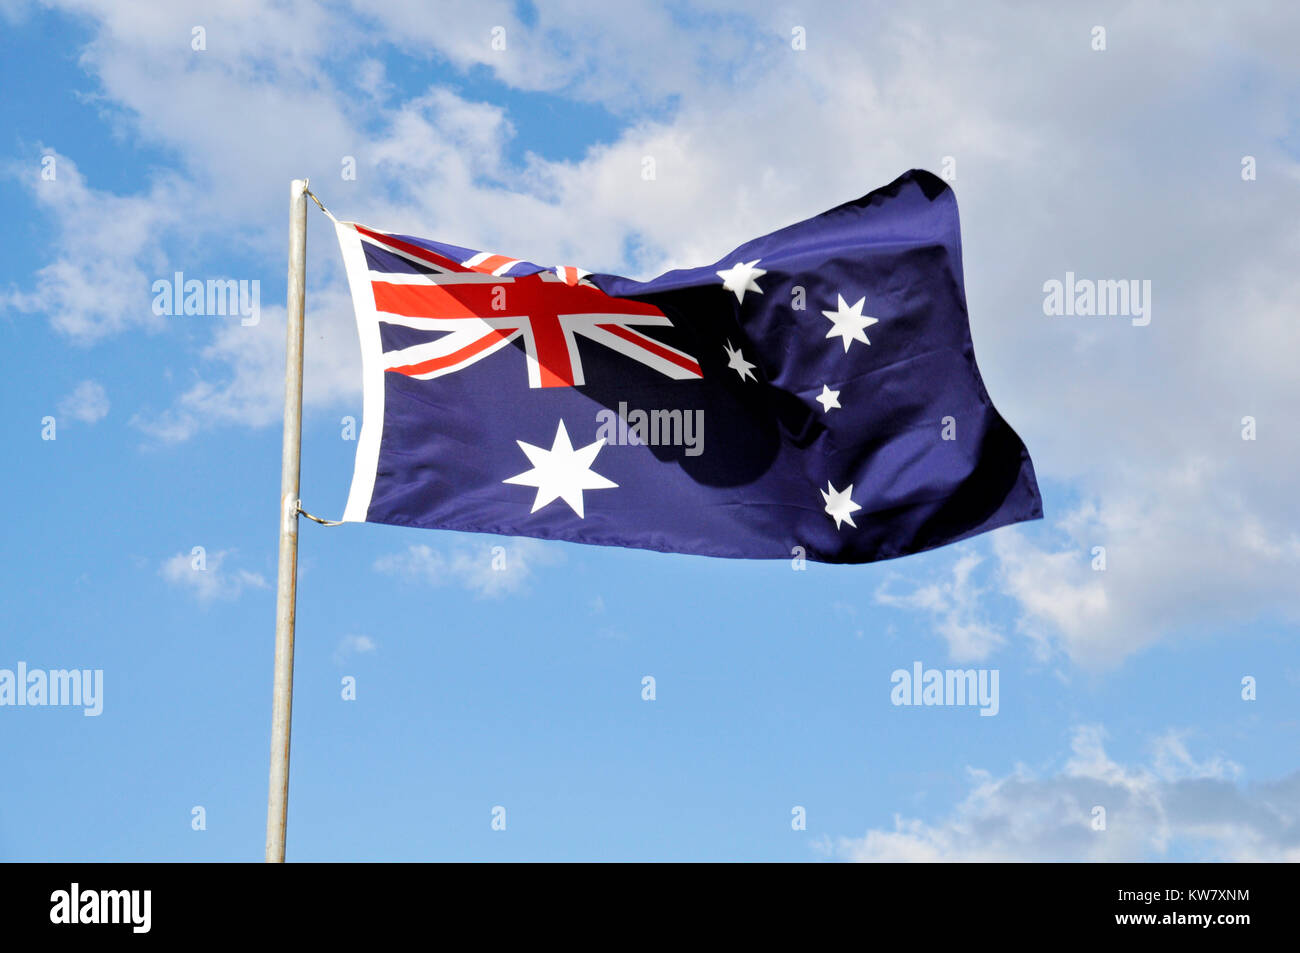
266, 178, 308, 862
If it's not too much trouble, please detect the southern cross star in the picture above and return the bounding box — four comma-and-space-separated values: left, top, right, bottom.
716, 259, 766, 303
723, 340, 757, 381
821, 480, 861, 530
821, 294, 879, 352
815, 384, 841, 413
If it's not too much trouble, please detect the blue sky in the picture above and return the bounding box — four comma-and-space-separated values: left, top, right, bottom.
1, 1, 1298, 861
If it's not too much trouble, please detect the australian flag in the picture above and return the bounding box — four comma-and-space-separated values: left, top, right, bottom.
332, 169, 1041, 563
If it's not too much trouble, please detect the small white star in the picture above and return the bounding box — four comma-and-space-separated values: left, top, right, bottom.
503, 420, 617, 519
723, 340, 756, 381
815, 385, 841, 413
821, 294, 879, 352
821, 480, 861, 530
716, 259, 766, 303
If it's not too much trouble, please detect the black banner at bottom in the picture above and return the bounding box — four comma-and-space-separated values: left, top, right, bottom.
0, 861, 1282, 940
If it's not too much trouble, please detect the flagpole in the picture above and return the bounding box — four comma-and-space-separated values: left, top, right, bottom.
266, 178, 308, 863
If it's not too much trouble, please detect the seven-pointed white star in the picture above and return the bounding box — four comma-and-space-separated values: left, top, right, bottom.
821, 294, 879, 352
821, 480, 861, 530
716, 259, 766, 303
723, 340, 757, 381
503, 420, 617, 519
815, 385, 841, 413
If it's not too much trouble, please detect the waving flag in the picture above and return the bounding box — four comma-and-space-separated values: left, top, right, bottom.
333, 169, 1041, 563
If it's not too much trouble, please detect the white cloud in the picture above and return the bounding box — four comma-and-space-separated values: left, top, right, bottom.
880, 462, 1300, 668
160, 549, 268, 602
348, 1, 752, 108
57, 379, 110, 424
833, 726, 1299, 862
131, 285, 361, 442
374, 537, 564, 598
333, 634, 377, 664
994, 463, 1300, 668
875, 552, 1004, 662
5, 153, 181, 342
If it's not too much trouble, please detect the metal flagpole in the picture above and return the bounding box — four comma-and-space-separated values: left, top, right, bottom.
266, 178, 308, 863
